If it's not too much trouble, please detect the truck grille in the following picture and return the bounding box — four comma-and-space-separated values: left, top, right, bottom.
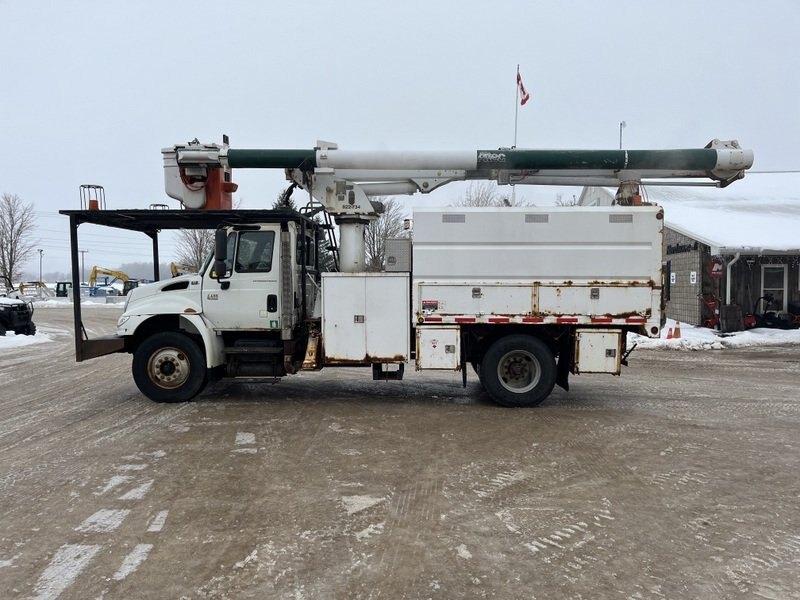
9, 304, 31, 315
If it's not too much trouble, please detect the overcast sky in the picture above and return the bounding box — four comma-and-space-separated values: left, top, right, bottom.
1, 0, 798, 276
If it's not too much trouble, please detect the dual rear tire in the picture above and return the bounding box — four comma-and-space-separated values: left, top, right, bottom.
480, 335, 556, 408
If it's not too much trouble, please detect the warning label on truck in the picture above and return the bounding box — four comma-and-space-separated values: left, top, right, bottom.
422, 300, 439, 312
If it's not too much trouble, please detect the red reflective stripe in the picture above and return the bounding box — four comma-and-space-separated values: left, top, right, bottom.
488, 317, 510, 323
424, 317, 443, 322
626, 317, 646, 323
522, 317, 544, 323
591, 317, 613, 323
455, 317, 476, 323
557, 317, 579, 323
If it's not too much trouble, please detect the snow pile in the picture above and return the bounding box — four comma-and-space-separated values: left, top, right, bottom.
630, 318, 800, 351
32, 299, 124, 308
0, 330, 52, 349
1, 302, 120, 349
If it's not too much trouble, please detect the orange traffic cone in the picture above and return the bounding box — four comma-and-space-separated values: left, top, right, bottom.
674, 322, 682, 339
666, 327, 673, 339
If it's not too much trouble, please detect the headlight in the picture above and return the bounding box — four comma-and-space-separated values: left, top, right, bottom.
117, 315, 130, 327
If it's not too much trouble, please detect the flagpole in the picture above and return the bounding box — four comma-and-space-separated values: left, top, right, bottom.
514, 64, 520, 149
512, 64, 520, 203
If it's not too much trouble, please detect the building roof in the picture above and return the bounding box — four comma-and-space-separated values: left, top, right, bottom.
581, 173, 800, 255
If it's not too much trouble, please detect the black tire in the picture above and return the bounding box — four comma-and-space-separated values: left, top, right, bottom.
0, 323, 6, 337
480, 335, 556, 407
132, 331, 207, 403
18, 323, 36, 336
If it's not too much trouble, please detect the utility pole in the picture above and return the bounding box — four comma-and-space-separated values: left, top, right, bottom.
619, 120, 626, 149
38, 249, 43, 284
79, 249, 88, 283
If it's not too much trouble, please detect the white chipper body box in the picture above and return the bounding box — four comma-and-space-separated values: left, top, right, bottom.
411, 206, 663, 331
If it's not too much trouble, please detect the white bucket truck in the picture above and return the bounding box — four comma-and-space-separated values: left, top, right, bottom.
63, 138, 753, 406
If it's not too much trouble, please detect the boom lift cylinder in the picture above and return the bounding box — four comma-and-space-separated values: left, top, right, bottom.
338, 218, 369, 272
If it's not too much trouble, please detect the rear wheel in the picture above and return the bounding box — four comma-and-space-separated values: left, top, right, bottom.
481, 335, 556, 407
132, 332, 207, 403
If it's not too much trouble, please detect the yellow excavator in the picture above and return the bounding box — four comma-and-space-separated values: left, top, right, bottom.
169, 262, 199, 277
88, 266, 139, 296
17, 281, 53, 298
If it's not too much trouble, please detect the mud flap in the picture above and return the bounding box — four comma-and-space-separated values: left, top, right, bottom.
556, 335, 573, 391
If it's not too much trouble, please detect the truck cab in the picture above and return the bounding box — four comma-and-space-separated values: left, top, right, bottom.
114, 211, 323, 401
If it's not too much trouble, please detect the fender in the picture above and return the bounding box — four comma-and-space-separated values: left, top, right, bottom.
118, 311, 225, 369
179, 313, 225, 368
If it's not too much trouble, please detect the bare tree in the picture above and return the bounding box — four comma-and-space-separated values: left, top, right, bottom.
452, 182, 529, 207
554, 193, 580, 207
364, 198, 408, 271
172, 192, 248, 269
0, 193, 37, 288
174, 228, 214, 269
452, 182, 501, 207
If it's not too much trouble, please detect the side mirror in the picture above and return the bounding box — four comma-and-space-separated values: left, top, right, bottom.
213, 229, 230, 281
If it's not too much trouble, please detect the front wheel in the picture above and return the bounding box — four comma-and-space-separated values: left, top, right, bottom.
481, 335, 556, 407
18, 323, 36, 336
132, 332, 207, 403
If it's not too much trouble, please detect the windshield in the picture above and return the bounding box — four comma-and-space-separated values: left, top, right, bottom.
200, 249, 214, 275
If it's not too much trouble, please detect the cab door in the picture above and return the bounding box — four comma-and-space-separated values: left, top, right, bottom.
201, 227, 282, 330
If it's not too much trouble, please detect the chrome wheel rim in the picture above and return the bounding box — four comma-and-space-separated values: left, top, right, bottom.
148, 346, 191, 389
496, 349, 540, 393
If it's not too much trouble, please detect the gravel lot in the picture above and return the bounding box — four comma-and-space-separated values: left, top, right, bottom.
1, 305, 799, 599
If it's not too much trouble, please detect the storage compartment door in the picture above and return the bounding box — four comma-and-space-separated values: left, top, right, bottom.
573, 329, 622, 374
417, 327, 460, 370
365, 275, 410, 361
322, 273, 409, 364
322, 275, 366, 362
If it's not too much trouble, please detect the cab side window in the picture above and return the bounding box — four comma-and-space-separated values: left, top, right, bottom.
235, 231, 275, 273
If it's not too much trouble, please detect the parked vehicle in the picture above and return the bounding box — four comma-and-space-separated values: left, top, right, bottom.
88, 266, 142, 296
746, 294, 800, 329
0, 296, 36, 336
61, 137, 753, 406
17, 281, 53, 299
169, 262, 199, 277
55, 281, 72, 298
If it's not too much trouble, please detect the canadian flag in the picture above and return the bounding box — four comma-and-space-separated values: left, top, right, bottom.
517, 70, 530, 106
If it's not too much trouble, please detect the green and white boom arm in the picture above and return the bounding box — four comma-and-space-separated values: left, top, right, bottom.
166, 138, 752, 213
163, 138, 753, 270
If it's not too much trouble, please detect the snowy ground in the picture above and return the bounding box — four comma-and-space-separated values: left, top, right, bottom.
2, 307, 800, 599
631, 318, 800, 351
0, 300, 122, 349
